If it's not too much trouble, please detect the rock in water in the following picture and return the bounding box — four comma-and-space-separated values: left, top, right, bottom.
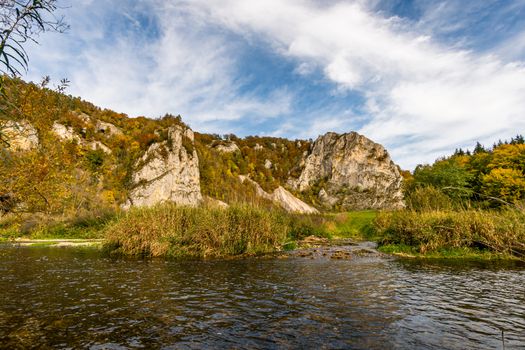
290, 132, 404, 210
126, 125, 202, 207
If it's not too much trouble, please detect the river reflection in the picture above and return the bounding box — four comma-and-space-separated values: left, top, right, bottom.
0, 246, 524, 349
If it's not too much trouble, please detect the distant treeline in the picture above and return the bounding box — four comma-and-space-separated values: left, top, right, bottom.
403, 135, 525, 210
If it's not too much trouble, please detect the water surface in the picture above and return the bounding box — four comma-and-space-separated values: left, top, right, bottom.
0, 246, 524, 349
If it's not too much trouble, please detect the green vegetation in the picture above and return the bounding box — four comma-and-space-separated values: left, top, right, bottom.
0, 209, 114, 240
404, 137, 525, 209
381, 137, 525, 261
102, 205, 379, 259
195, 133, 310, 202
374, 209, 525, 260
377, 244, 513, 261
103, 204, 289, 258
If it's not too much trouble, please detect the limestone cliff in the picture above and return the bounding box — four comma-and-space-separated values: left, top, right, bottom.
2, 120, 39, 151
126, 125, 202, 207
289, 132, 404, 210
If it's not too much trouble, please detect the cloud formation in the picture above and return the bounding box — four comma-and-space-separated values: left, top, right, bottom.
24, 0, 525, 169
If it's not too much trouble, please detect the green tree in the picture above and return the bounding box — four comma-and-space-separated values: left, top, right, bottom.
412, 157, 473, 200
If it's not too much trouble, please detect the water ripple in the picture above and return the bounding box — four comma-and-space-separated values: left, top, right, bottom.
0, 247, 524, 349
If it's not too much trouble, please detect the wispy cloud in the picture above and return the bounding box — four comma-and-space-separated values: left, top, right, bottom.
185, 0, 525, 168
23, 0, 525, 169
26, 0, 293, 135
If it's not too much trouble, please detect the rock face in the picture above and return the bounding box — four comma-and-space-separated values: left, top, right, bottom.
289, 132, 404, 210
214, 142, 240, 153
126, 125, 202, 207
239, 175, 319, 214
272, 186, 319, 214
2, 120, 39, 151
52, 122, 111, 154
96, 120, 123, 136
52, 122, 81, 142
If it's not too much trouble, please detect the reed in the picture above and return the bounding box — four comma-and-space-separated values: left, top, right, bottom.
103, 204, 289, 258
375, 209, 525, 258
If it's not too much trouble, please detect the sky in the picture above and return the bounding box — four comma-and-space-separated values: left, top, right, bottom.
24, 0, 525, 169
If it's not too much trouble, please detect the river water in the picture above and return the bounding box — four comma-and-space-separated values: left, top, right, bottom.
0, 246, 524, 349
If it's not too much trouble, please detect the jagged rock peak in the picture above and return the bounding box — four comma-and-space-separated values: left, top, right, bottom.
289, 131, 404, 210
126, 125, 202, 208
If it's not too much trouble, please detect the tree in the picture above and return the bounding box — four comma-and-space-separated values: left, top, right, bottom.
412, 157, 473, 200
0, 0, 68, 77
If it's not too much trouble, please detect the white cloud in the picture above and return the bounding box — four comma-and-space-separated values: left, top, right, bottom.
184, 0, 525, 168
24, 0, 525, 169
25, 0, 292, 135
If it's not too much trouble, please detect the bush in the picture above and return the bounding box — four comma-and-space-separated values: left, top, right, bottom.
287, 214, 331, 240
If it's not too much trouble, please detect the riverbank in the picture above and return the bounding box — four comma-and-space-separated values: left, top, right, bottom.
8, 239, 104, 248
374, 209, 525, 261
2, 205, 524, 261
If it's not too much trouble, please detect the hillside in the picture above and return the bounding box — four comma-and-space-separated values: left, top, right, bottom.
0, 77, 404, 218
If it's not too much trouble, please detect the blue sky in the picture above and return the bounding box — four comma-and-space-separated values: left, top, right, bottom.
24, 0, 525, 169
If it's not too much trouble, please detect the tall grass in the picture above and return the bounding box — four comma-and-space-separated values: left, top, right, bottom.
103, 204, 289, 258
375, 209, 525, 258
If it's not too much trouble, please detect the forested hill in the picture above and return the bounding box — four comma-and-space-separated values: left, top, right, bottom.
0, 77, 313, 213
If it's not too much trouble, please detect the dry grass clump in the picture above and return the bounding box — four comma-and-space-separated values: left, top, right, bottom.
375, 209, 525, 258
103, 204, 289, 258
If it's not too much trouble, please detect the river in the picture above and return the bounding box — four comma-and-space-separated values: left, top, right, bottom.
0, 246, 524, 349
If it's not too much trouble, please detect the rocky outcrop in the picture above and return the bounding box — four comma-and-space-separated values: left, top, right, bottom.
126, 125, 202, 207
52, 122, 111, 154
214, 142, 240, 153
2, 120, 39, 151
203, 196, 229, 208
289, 132, 403, 210
52, 122, 80, 142
239, 175, 319, 214
96, 120, 123, 136
272, 186, 319, 214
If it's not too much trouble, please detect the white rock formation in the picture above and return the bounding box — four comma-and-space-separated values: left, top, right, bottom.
52, 122, 111, 154
126, 125, 202, 207
264, 159, 273, 169
204, 196, 229, 208
214, 142, 240, 153
239, 175, 318, 214
52, 122, 81, 142
2, 120, 38, 151
272, 186, 319, 214
89, 141, 112, 154
289, 131, 404, 210
96, 120, 123, 136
